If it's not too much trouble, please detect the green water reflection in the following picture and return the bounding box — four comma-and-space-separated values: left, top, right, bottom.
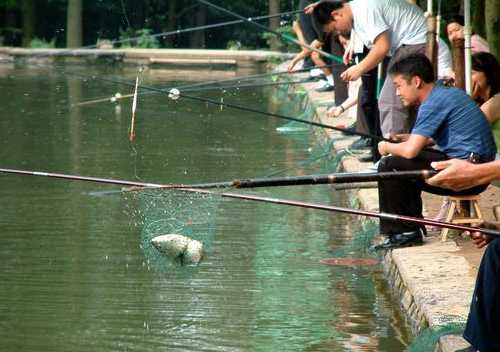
0, 64, 410, 351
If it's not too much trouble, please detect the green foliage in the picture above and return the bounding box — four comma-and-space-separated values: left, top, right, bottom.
0, 0, 19, 9
29, 37, 56, 48
119, 28, 160, 49
262, 25, 297, 52
226, 40, 251, 50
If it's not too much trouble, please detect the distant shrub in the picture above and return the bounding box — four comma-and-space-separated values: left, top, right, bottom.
226, 40, 242, 50
29, 37, 56, 48
119, 28, 160, 49
262, 24, 296, 52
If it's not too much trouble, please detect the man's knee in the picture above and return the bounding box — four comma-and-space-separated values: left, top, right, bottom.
378, 156, 400, 172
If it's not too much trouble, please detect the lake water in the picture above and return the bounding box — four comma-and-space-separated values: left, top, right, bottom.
0, 64, 411, 351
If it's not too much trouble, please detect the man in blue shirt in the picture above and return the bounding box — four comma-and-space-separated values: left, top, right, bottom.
374, 54, 496, 249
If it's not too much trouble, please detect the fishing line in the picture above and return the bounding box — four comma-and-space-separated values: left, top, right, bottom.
26, 9, 304, 57
71, 64, 332, 108
197, 0, 345, 64
120, 0, 132, 29
66, 70, 389, 142
181, 78, 311, 93
170, 88, 389, 142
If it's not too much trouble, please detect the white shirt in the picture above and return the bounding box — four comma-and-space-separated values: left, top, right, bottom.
349, 0, 427, 55
437, 38, 453, 79
350, 31, 365, 54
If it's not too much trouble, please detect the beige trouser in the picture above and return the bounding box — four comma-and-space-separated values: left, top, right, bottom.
378, 43, 427, 137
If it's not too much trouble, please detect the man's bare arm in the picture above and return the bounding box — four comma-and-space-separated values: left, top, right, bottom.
427, 159, 500, 191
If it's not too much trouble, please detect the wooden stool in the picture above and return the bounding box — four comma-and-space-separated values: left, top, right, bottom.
441, 195, 484, 241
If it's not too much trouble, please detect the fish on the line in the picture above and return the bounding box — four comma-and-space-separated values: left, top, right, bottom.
151, 234, 203, 265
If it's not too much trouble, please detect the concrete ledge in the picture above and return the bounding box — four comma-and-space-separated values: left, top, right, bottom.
0, 47, 292, 68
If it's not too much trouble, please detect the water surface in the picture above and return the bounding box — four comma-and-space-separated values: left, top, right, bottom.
0, 64, 411, 351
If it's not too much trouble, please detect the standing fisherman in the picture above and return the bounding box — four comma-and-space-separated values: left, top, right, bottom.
375, 54, 496, 249
310, 0, 441, 137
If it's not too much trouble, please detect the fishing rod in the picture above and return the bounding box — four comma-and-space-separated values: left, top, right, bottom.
179, 78, 312, 93
0, 167, 435, 190
197, 0, 344, 64
72, 79, 311, 109
124, 170, 437, 191
29, 9, 304, 58
71, 63, 331, 108
1, 167, 499, 237
68, 70, 390, 143
168, 86, 390, 142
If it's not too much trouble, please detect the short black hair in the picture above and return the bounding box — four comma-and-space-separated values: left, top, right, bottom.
388, 54, 435, 83
446, 15, 464, 27
472, 52, 500, 98
312, 0, 347, 26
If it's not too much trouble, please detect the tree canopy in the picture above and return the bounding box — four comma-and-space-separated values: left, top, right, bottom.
0, 0, 499, 57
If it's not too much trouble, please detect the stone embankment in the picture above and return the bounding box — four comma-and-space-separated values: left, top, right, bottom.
0, 47, 291, 70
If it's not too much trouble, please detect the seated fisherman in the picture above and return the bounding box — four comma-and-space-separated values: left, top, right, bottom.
374, 54, 497, 250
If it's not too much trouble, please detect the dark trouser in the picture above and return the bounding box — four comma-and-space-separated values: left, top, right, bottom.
329, 35, 348, 105
299, 0, 317, 44
464, 238, 500, 352
356, 58, 387, 161
299, 0, 318, 70
377, 151, 488, 234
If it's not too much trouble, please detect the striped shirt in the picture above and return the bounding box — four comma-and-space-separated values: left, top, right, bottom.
412, 86, 497, 161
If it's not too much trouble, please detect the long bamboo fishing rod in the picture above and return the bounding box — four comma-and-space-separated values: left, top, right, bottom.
149, 170, 438, 190
0, 167, 435, 190
67, 70, 391, 143
1, 167, 499, 237
197, 0, 344, 64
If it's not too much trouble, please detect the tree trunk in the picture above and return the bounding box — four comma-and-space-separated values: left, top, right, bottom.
472, 0, 486, 37
190, 5, 206, 48
452, 39, 466, 90
426, 15, 438, 78
66, 0, 83, 48
269, 0, 280, 51
485, 0, 500, 58
21, 0, 35, 47
165, 0, 177, 47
